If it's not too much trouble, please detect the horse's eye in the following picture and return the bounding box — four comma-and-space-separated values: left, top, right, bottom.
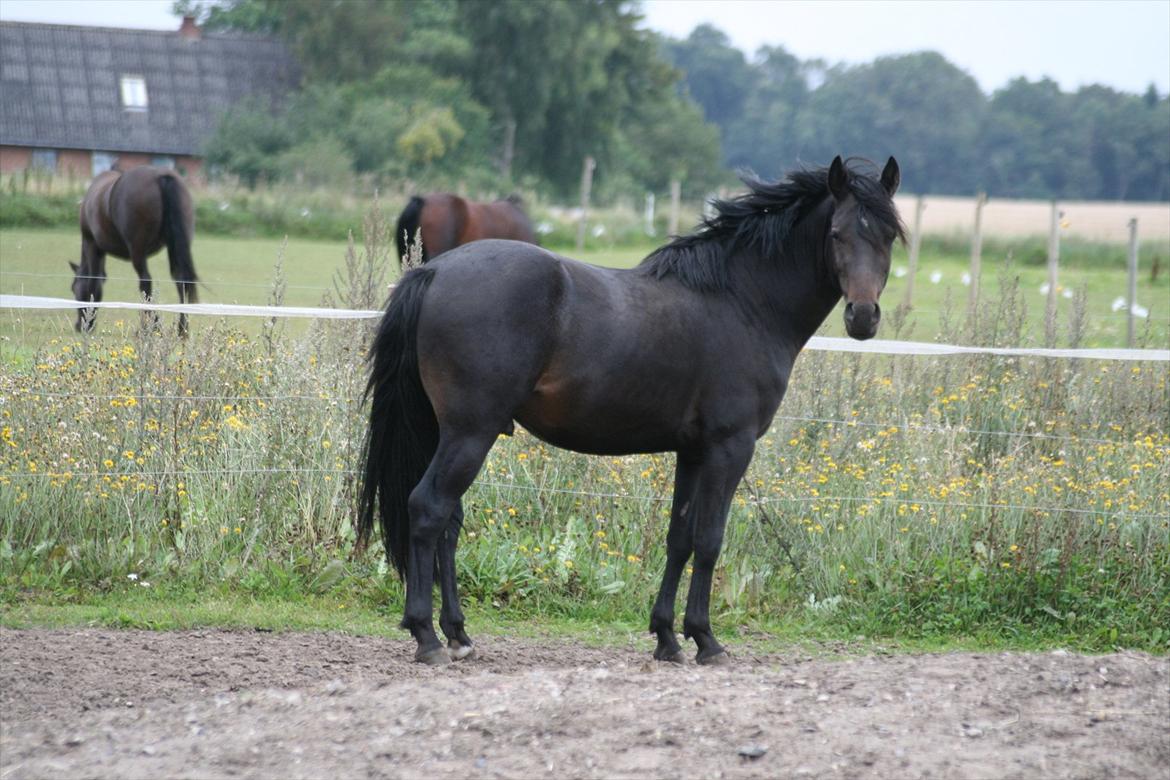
830, 229, 842, 241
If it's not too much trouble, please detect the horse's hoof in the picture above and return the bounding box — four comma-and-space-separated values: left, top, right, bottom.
696, 649, 731, 666
415, 647, 451, 666
448, 641, 477, 661
654, 648, 686, 664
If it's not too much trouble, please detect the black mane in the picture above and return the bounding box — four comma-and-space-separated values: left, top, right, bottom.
638, 160, 905, 291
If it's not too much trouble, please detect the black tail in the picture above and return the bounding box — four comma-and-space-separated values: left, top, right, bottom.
357, 267, 439, 578
158, 174, 198, 304
394, 195, 427, 267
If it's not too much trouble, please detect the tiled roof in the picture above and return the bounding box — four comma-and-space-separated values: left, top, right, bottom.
0, 21, 299, 155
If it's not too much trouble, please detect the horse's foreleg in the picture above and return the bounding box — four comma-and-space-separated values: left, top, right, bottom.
682, 435, 755, 665
76, 243, 106, 333
437, 505, 475, 660
403, 431, 494, 665
649, 456, 701, 663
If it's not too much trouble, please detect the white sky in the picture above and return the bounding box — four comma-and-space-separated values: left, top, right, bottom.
2, 0, 1167, 95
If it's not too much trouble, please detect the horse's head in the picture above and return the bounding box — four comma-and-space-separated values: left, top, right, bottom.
826, 155, 902, 340
69, 260, 103, 332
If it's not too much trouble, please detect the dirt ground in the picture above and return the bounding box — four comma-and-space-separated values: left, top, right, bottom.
1, 628, 1167, 780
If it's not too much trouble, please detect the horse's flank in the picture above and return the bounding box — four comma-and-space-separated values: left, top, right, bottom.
394, 193, 538, 265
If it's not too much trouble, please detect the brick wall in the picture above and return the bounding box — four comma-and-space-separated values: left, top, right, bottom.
0, 145, 32, 173
0, 145, 205, 186
58, 149, 91, 177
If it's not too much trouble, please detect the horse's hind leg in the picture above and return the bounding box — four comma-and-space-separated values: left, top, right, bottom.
403, 430, 495, 665
649, 456, 701, 662
131, 254, 159, 332
437, 505, 475, 660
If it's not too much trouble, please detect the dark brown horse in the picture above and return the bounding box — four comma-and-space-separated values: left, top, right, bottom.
360, 157, 903, 666
394, 193, 537, 265
70, 166, 198, 335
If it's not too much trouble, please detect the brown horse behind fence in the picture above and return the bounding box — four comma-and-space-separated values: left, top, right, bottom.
69, 166, 198, 335
394, 193, 537, 265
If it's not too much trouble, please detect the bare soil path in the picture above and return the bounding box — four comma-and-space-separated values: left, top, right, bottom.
1, 628, 1166, 779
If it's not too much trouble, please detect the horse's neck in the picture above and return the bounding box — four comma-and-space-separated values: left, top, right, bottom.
732, 211, 840, 351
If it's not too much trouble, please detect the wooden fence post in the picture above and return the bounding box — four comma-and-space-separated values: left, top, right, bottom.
668, 179, 681, 237
575, 156, 595, 253
644, 192, 656, 236
903, 194, 925, 308
969, 192, 986, 313
1127, 217, 1139, 348
1045, 200, 1062, 344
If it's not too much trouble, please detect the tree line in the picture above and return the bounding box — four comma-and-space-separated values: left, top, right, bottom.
664, 25, 1170, 201
180, 0, 722, 200
181, 1, 1170, 202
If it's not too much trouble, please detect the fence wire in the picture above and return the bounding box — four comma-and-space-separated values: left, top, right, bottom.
2, 388, 1160, 449
2, 294, 1166, 524
3, 467, 1167, 522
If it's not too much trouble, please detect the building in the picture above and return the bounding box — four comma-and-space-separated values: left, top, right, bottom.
0, 16, 298, 182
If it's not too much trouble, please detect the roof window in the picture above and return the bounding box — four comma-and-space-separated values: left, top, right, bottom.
120, 75, 148, 111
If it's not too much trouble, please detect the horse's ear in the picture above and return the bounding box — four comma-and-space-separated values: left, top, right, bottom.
881, 156, 900, 196
69, 261, 79, 273
828, 155, 848, 201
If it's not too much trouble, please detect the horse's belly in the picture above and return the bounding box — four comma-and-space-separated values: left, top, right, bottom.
513, 381, 692, 456
517, 418, 681, 456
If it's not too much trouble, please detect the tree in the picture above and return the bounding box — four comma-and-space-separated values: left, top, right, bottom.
455, 0, 719, 197
797, 52, 985, 194
722, 44, 809, 176
980, 78, 1097, 199
203, 97, 292, 186
661, 24, 754, 129
173, 0, 281, 32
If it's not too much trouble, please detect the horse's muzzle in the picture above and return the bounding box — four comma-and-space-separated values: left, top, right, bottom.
844, 301, 880, 340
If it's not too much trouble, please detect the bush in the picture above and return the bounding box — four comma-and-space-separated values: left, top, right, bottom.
0, 192, 79, 229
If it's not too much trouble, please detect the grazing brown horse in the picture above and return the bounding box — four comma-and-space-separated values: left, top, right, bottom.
70, 166, 198, 335
394, 193, 537, 265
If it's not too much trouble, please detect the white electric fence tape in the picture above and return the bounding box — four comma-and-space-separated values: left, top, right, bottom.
3, 294, 1168, 361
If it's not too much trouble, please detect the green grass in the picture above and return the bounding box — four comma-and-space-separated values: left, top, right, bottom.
0, 228, 650, 355
3, 227, 1166, 354
2, 211, 1167, 655
1, 582, 1141, 656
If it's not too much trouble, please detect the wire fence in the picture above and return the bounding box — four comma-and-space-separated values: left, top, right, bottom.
2, 294, 1166, 524
5, 466, 1168, 522
2, 387, 1157, 448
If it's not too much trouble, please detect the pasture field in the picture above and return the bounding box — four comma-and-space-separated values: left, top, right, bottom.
893, 193, 1170, 243
2, 209, 1167, 654
2, 206, 1168, 778
2, 226, 1168, 351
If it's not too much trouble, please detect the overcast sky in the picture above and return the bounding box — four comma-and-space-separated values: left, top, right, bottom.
2, 0, 1167, 95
